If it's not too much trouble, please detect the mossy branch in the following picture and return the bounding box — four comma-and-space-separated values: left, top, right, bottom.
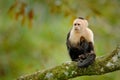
17, 45, 120, 80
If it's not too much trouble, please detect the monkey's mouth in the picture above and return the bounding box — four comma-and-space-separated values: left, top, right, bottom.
74, 28, 79, 30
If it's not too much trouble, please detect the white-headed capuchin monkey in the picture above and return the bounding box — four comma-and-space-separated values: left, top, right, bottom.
66, 17, 96, 68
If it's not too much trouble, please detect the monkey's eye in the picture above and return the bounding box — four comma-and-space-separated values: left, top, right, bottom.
78, 23, 80, 26
74, 23, 77, 26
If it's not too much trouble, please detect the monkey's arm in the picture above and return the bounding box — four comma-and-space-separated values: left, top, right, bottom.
78, 42, 96, 68
66, 32, 73, 59
66, 31, 82, 61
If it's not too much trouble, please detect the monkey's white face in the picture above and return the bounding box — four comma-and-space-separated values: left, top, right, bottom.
73, 19, 88, 32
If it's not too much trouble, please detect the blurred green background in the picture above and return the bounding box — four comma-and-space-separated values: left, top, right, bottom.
0, 0, 120, 80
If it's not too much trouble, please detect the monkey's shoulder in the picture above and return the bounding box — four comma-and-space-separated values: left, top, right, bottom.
82, 28, 94, 43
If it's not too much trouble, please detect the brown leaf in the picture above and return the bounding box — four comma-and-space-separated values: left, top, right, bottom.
85, 15, 91, 20
8, 0, 18, 13
28, 9, 34, 20
15, 12, 20, 20
21, 15, 26, 26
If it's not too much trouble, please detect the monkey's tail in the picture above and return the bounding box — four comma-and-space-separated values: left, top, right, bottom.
78, 54, 96, 68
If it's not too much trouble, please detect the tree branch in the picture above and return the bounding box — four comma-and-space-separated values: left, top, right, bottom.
17, 45, 120, 80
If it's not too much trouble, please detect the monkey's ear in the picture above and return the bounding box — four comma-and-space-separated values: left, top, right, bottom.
84, 20, 89, 27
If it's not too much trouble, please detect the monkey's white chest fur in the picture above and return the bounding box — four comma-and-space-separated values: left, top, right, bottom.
69, 31, 81, 47
69, 28, 93, 47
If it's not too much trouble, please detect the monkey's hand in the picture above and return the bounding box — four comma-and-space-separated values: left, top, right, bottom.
78, 53, 96, 68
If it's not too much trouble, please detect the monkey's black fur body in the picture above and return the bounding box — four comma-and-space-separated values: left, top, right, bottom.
66, 32, 96, 67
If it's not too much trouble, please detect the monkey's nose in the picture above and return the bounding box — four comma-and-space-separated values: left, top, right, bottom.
74, 27, 79, 30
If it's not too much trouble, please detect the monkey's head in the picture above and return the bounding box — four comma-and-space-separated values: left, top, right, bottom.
72, 17, 88, 32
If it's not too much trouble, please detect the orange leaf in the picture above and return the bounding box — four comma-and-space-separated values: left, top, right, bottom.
15, 12, 20, 20
21, 15, 26, 26
28, 9, 34, 20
